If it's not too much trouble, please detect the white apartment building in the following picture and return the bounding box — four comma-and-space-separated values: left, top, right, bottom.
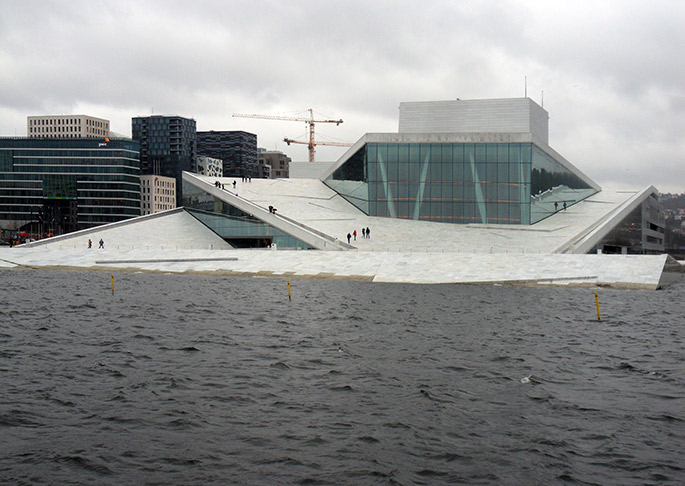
27, 115, 110, 138
196, 156, 223, 178
140, 175, 176, 215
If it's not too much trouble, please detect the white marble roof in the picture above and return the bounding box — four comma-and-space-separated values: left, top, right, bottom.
190, 174, 649, 255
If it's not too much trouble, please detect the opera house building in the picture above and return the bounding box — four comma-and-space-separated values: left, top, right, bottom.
6, 98, 681, 289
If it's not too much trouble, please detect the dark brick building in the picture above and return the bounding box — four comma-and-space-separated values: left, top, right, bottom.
196, 131, 258, 178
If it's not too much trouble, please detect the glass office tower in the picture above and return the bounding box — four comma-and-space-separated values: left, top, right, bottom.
0, 137, 140, 232
132, 115, 196, 207
325, 141, 597, 225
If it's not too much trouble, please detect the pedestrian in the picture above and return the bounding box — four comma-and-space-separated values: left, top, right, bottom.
269, 205, 273, 213
98, 238, 104, 249
554, 201, 558, 211
347, 233, 351, 244
366, 227, 370, 239
563, 201, 567, 210
88, 239, 92, 249
233, 180, 237, 188
353, 229, 357, 241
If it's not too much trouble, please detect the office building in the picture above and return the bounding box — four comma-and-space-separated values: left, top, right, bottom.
258, 150, 290, 178
256, 157, 272, 179
0, 137, 140, 233
140, 175, 176, 215
196, 156, 223, 178
132, 115, 196, 206
27, 115, 110, 138
196, 131, 258, 178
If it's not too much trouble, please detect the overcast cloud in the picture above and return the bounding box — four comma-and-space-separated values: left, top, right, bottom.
1, 0, 684, 192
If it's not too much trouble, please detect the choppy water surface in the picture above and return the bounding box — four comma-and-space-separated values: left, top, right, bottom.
0, 269, 684, 485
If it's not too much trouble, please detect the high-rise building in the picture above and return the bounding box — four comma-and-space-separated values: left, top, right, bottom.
257, 150, 290, 178
131, 115, 196, 206
0, 137, 140, 233
140, 175, 176, 215
196, 131, 258, 178
27, 115, 110, 138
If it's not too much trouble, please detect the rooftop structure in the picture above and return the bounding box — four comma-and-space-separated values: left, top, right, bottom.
27, 115, 110, 139
398, 98, 549, 143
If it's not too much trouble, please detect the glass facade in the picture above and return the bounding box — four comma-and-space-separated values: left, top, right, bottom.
0, 138, 140, 232
530, 146, 596, 223
182, 180, 311, 249
325, 142, 597, 225
132, 115, 197, 207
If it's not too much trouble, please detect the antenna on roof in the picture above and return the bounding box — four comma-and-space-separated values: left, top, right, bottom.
524, 76, 527, 98
541, 90, 544, 107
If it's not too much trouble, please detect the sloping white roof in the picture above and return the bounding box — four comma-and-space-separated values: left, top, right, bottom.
183, 173, 655, 255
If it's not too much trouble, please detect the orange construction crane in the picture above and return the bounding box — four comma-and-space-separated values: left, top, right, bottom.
232, 109, 350, 162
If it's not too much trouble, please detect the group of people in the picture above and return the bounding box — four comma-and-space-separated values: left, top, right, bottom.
241, 175, 252, 182
87, 238, 105, 249
553, 201, 567, 212
347, 227, 370, 244
268, 205, 278, 214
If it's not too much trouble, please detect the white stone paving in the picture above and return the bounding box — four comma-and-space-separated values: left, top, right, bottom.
1, 177, 677, 290
0, 246, 673, 290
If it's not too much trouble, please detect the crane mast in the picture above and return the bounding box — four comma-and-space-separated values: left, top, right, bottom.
232, 109, 348, 162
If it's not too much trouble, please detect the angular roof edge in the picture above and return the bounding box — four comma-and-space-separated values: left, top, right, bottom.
557, 185, 660, 254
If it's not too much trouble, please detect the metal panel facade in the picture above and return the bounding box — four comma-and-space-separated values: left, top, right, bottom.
398, 98, 548, 144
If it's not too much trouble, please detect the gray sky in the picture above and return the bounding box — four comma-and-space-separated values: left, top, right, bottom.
1, 0, 684, 192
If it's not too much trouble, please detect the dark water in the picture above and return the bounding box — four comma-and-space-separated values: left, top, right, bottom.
1, 269, 684, 485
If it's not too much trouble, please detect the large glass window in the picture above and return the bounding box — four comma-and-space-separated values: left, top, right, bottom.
325, 141, 596, 226
530, 146, 597, 223
182, 181, 311, 249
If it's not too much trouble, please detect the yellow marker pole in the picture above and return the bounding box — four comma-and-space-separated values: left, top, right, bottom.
111, 274, 115, 295
287, 280, 292, 302
595, 291, 601, 321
